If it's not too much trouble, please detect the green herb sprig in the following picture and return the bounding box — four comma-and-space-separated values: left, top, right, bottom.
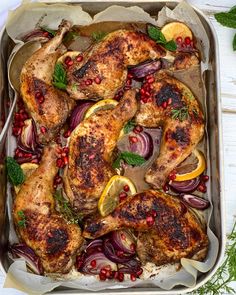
6, 157, 25, 186
52, 63, 67, 90
40, 26, 56, 36
92, 31, 107, 42
17, 210, 26, 228
147, 25, 177, 51
171, 106, 189, 122
40, 27, 79, 43
123, 120, 136, 134
112, 151, 146, 169
193, 220, 236, 295
215, 6, 236, 51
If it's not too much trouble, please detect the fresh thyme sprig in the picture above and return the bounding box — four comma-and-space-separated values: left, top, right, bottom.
192, 220, 236, 295
171, 106, 189, 122
17, 210, 26, 228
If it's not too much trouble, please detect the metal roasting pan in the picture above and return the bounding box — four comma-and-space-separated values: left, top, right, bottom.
0, 0, 225, 294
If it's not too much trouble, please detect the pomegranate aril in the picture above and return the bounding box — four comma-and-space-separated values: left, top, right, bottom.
119, 192, 127, 202
113, 271, 119, 280
126, 79, 132, 86
130, 243, 136, 252
117, 250, 124, 257
94, 77, 101, 84
162, 101, 167, 109
63, 156, 68, 165
64, 130, 71, 138
146, 215, 155, 226
202, 175, 209, 182
136, 268, 143, 277
56, 158, 64, 168
163, 183, 169, 192
198, 184, 207, 193
127, 73, 133, 79
129, 136, 138, 143
147, 77, 154, 84
54, 175, 62, 185
99, 273, 106, 281
167, 98, 172, 105
123, 185, 129, 192
76, 55, 83, 62
130, 274, 136, 281
40, 126, 47, 134
90, 259, 96, 268
151, 209, 157, 217
118, 272, 124, 282
169, 171, 176, 180
176, 36, 183, 44
185, 37, 191, 45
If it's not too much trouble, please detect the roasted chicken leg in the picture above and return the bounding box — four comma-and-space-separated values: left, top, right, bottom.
13, 145, 83, 273
64, 89, 138, 216
20, 20, 75, 144
83, 190, 208, 266
66, 29, 166, 100
135, 75, 204, 189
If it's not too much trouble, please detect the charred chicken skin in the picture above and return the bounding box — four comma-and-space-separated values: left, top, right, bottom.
135, 75, 204, 189
64, 89, 138, 216
13, 145, 83, 273
83, 190, 208, 265
66, 29, 166, 100
20, 20, 75, 144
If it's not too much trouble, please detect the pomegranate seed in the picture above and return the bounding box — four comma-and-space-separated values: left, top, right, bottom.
169, 171, 176, 180
106, 270, 113, 279
124, 86, 131, 90
31, 159, 39, 164
176, 36, 183, 44
130, 243, 136, 252
118, 272, 124, 282
17, 152, 24, 158
35, 92, 41, 99
123, 185, 129, 192
94, 77, 101, 84
129, 136, 138, 143
13, 127, 21, 136
100, 268, 107, 275
56, 158, 64, 168
127, 73, 133, 79
185, 37, 191, 45
119, 191, 127, 202
202, 175, 209, 182
136, 268, 143, 277
182, 43, 186, 48
64, 130, 71, 138
90, 259, 96, 268
167, 98, 172, 105
145, 91, 151, 97
147, 77, 154, 84
118, 90, 124, 97
163, 183, 169, 192
133, 125, 143, 134
63, 147, 69, 153
89, 154, 95, 160
198, 184, 207, 193
76, 55, 83, 62
140, 88, 145, 95
99, 273, 106, 281
63, 156, 68, 165
38, 96, 45, 104
54, 175, 62, 185
162, 101, 167, 109
40, 126, 47, 134
15, 148, 20, 156
65, 56, 72, 65
130, 274, 136, 281
117, 250, 124, 257
141, 97, 148, 103
146, 215, 155, 226
85, 79, 92, 86
43, 31, 49, 37
121, 233, 126, 241
151, 209, 157, 217
126, 79, 132, 86
113, 271, 119, 279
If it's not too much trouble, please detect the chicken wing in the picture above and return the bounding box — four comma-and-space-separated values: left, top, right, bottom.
13, 145, 83, 273
20, 20, 75, 144
66, 29, 166, 100
64, 89, 138, 216
83, 190, 208, 266
135, 75, 204, 189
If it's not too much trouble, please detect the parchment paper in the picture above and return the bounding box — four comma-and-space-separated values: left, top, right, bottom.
3, 1, 219, 294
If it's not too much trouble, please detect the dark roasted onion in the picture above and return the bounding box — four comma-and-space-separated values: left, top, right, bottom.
169, 177, 200, 193
18, 119, 38, 152
9, 243, 44, 275
129, 132, 153, 159
180, 194, 210, 210
81, 252, 117, 274
118, 258, 142, 274
21, 29, 51, 43
110, 230, 136, 255
103, 239, 134, 263
128, 59, 162, 79
86, 239, 103, 255
69, 101, 94, 131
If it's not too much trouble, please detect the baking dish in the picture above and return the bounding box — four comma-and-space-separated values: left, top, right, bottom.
0, 1, 225, 294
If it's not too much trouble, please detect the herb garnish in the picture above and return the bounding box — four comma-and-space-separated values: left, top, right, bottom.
147, 25, 177, 52
193, 220, 236, 295
92, 31, 107, 42
112, 151, 146, 169
63, 31, 80, 43
17, 210, 26, 228
40, 26, 56, 36
52, 63, 67, 90
215, 6, 236, 51
6, 157, 25, 186
123, 120, 136, 134
171, 107, 189, 122
54, 190, 81, 224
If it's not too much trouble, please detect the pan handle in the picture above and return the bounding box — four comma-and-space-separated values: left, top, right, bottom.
0, 91, 17, 143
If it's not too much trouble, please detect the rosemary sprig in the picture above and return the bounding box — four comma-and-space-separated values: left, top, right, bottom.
193, 220, 236, 295
171, 106, 189, 122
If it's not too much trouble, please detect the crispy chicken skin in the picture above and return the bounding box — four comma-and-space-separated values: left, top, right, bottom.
64, 89, 138, 216
13, 145, 83, 273
83, 190, 208, 266
66, 29, 166, 100
20, 20, 75, 144
135, 75, 204, 189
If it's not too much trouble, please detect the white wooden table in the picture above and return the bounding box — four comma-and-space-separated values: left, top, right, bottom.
0, 0, 236, 294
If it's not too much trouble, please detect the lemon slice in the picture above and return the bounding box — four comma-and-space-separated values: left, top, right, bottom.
98, 175, 136, 217
84, 99, 118, 119
161, 22, 193, 42
14, 163, 39, 194
174, 149, 206, 182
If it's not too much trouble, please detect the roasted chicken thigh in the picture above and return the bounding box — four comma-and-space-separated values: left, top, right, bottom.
20, 20, 75, 144
83, 190, 208, 265
136, 75, 204, 189
13, 145, 83, 273
64, 89, 138, 216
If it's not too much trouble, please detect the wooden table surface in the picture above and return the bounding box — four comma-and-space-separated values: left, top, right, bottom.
0, 0, 236, 294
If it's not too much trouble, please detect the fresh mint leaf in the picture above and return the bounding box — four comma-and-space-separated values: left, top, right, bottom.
53, 63, 67, 90
112, 155, 122, 169
233, 33, 236, 51
123, 120, 136, 134
120, 152, 145, 166
40, 26, 56, 36
165, 40, 177, 51
6, 157, 25, 186
92, 31, 107, 42
63, 31, 80, 43
230, 5, 236, 14
52, 81, 67, 90
214, 12, 236, 29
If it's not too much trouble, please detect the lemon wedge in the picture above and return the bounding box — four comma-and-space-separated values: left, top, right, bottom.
174, 149, 206, 182
14, 163, 39, 194
161, 22, 193, 42
98, 175, 136, 217
84, 99, 118, 119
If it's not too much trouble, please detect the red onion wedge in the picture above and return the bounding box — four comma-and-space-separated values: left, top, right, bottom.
129, 132, 153, 159
180, 194, 210, 210
21, 29, 52, 43
86, 239, 103, 255
9, 243, 44, 275
128, 59, 162, 79
169, 177, 200, 193
110, 230, 136, 255
80, 252, 117, 275
18, 119, 38, 152
103, 239, 134, 263
69, 101, 94, 131
118, 258, 142, 274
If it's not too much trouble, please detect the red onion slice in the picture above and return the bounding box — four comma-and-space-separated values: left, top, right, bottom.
180, 194, 210, 210
9, 243, 44, 275
118, 258, 142, 274
169, 177, 200, 193
18, 119, 38, 152
21, 29, 52, 42
69, 101, 94, 130
110, 230, 136, 255
129, 132, 153, 160
103, 239, 134, 263
86, 239, 103, 255
128, 59, 162, 79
